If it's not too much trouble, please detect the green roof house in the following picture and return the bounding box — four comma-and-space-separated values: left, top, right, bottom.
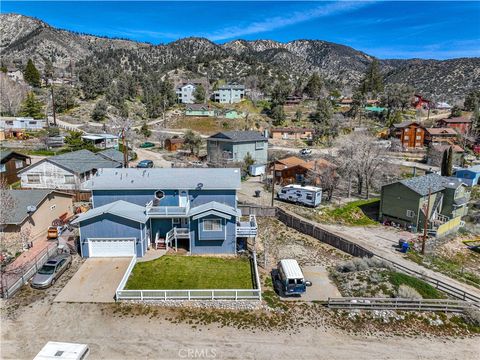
185, 104, 216, 117
222, 109, 244, 119
380, 174, 469, 237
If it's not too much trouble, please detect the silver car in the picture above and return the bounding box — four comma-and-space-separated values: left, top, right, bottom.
31, 254, 72, 289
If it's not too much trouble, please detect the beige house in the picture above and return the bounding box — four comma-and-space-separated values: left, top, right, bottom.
1, 190, 75, 241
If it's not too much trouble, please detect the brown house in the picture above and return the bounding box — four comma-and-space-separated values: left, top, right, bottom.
1, 150, 31, 185
436, 117, 472, 134
391, 121, 426, 149
426, 144, 465, 167
271, 128, 314, 141
273, 156, 335, 185
424, 128, 458, 144
164, 138, 185, 152
1, 190, 74, 241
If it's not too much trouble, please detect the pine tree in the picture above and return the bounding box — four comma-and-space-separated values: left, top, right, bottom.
19, 91, 44, 119
304, 73, 323, 99
91, 100, 108, 121
446, 146, 453, 176
440, 149, 448, 176
194, 84, 206, 103
360, 59, 383, 97
23, 59, 41, 87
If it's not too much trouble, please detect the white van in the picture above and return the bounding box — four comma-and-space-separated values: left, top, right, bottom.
273, 259, 312, 296
34, 342, 89, 360
277, 184, 322, 207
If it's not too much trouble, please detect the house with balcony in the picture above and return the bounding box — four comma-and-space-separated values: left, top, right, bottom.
380, 173, 469, 237
207, 131, 268, 165
71, 168, 257, 257
391, 121, 426, 149
212, 84, 245, 104
176, 83, 197, 104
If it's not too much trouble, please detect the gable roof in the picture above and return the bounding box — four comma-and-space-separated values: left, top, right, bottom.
217, 84, 245, 90
1, 149, 30, 163
2, 190, 74, 225
393, 121, 423, 129
71, 200, 147, 224
426, 128, 458, 135
437, 117, 472, 124
19, 149, 121, 175
399, 174, 464, 196
431, 144, 464, 153
189, 201, 241, 219
208, 131, 267, 142
186, 104, 211, 111
97, 148, 129, 163
84, 168, 241, 190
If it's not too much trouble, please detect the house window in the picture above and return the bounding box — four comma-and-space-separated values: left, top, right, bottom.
154, 190, 165, 200
64, 175, 75, 184
203, 219, 222, 231
27, 174, 40, 184
416, 128, 422, 132
255, 141, 264, 150
404, 135, 409, 140
406, 210, 415, 218
0, 164, 5, 173
416, 136, 421, 140
15, 160, 24, 169
172, 218, 181, 225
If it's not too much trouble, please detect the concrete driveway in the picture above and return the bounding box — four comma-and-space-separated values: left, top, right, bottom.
54, 257, 132, 303
282, 265, 341, 302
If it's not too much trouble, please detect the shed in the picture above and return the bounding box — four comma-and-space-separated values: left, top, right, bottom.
165, 138, 184, 151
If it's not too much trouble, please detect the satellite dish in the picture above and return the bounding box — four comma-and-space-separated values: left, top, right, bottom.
26, 205, 37, 213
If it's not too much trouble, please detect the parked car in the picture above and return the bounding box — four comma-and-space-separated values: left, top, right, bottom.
136, 160, 154, 168
47, 226, 65, 239
272, 259, 311, 297
31, 254, 72, 289
300, 148, 312, 156
139, 142, 155, 148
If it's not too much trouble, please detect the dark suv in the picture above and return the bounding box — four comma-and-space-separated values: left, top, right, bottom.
136, 160, 154, 168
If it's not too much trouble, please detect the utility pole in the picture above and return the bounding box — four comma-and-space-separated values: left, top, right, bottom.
270, 161, 275, 207
421, 187, 431, 255
122, 128, 128, 168
50, 84, 57, 127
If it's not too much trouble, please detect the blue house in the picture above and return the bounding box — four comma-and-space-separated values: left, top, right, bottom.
455, 165, 480, 187
72, 168, 257, 257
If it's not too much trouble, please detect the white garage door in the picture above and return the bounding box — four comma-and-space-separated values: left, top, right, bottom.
88, 238, 136, 257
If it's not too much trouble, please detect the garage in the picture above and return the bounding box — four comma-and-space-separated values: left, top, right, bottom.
88, 238, 136, 257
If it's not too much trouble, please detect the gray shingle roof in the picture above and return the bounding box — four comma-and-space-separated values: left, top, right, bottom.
21, 149, 121, 175
97, 148, 129, 163
399, 174, 464, 196
208, 131, 267, 142
84, 168, 241, 190
2, 190, 72, 225
71, 200, 147, 224
218, 84, 245, 90
1, 149, 29, 163
189, 201, 240, 218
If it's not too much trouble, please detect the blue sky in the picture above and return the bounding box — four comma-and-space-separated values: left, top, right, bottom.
2, 1, 479, 59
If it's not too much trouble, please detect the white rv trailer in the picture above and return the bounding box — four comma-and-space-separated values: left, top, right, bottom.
277, 184, 322, 207
34, 342, 89, 360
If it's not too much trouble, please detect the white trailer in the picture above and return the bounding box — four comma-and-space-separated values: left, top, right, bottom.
34, 342, 89, 360
277, 184, 322, 207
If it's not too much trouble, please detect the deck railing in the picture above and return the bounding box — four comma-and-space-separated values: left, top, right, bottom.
146, 201, 189, 216
237, 214, 258, 237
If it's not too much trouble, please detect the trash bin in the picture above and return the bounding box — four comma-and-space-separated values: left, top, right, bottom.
401, 242, 410, 253
254, 190, 261, 198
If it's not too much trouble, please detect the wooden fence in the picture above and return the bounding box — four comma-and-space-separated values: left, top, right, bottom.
238, 204, 276, 217
275, 207, 374, 258
326, 297, 476, 313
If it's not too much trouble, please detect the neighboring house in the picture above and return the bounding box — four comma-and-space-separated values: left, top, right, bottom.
424, 128, 458, 144
164, 138, 184, 152
271, 128, 314, 141
273, 156, 335, 185
71, 168, 257, 257
213, 84, 245, 104
1, 150, 31, 185
426, 144, 464, 167
19, 149, 122, 190
81, 134, 119, 149
222, 109, 244, 119
435, 102, 452, 110
1, 190, 74, 240
391, 121, 426, 149
185, 104, 216, 117
207, 131, 268, 165
380, 174, 470, 237
436, 117, 472, 134
455, 165, 480, 187
0, 117, 46, 133
285, 96, 302, 106
412, 94, 432, 110
97, 148, 132, 164
176, 83, 197, 104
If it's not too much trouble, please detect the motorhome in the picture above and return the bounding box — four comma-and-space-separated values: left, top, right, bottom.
273, 259, 311, 296
277, 184, 322, 207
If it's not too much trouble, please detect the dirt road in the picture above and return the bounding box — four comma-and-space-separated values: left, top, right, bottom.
1, 299, 478, 360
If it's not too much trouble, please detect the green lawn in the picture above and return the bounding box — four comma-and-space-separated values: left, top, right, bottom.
388, 271, 444, 299
125, 255, 254, 290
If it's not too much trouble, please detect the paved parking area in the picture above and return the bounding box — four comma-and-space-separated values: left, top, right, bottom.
282, 265, 341, 302
54, 257, 132, 303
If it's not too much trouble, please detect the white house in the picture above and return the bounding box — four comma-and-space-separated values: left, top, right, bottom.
176, 83, 197, 104
213, 84, 245, 104
0, 117, 46, 131
81, 133, 119, 149
19, 149, 122, 190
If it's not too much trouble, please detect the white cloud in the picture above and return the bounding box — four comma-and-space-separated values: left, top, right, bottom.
203, 1, 375, 41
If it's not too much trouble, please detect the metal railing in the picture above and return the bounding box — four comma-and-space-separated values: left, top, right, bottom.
237, 214, 258, 237
326, 297, 477, 313
146, 201, 189, 216
1, 244, 58, 298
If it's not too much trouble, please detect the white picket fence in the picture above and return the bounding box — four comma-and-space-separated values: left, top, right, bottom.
1, 245, 58, 298
115, 252, 262, 301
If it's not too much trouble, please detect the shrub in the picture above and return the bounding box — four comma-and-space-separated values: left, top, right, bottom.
353, 258, 369, 271
464, 307, 480, 327
368, 272, 383, 284
396, 284, 422, 299
388, 271, 443, 299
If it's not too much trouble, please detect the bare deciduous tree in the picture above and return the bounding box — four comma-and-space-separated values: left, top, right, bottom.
0, 73, 28, 116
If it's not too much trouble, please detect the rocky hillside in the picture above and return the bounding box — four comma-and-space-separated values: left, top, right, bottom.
1, 14, 478, 101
